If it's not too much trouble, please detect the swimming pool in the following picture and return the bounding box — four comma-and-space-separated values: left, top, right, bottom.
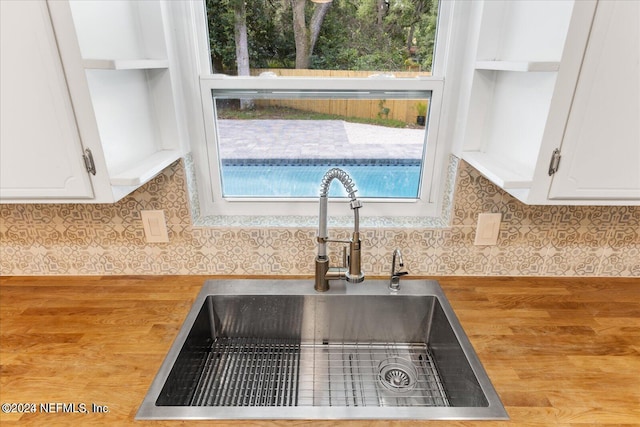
220, 159, 421, 198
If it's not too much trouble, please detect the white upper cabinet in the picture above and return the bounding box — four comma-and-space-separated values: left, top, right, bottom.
0, 0, 184, 203
0, 0, 93, 200
461, 0, 640, 205
546, 0, 640, 201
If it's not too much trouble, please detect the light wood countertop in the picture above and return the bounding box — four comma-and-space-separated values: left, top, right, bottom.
1, 275, 639, 426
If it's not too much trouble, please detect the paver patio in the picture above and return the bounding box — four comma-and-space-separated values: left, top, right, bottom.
217, 119, 425, 161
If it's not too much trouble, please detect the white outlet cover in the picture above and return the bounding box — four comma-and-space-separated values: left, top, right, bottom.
141, 210, 169, 243
474, 213, 502, 246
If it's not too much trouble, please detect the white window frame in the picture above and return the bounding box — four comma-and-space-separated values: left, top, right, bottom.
200, 76, 444, 218
174, 0, 458, 225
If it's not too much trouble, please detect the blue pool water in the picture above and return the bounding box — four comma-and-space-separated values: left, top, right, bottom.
221, 159, 421, 198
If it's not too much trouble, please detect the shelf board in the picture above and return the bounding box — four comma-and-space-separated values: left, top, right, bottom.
83, 59, 169, 70
110, 150, 181, 187
461, 151, 533, 189
475, 60, 560, 72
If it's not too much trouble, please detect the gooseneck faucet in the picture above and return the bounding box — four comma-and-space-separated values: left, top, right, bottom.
315, 168, 364, 292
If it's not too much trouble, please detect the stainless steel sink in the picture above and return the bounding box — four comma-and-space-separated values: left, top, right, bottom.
136, 279, 508, 420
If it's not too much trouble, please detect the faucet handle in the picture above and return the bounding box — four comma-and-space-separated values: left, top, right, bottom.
389, 249, 408, 291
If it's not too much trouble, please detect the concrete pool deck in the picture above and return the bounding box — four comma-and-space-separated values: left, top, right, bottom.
217, 119, 425, 161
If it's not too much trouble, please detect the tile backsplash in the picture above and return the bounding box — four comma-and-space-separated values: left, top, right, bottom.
1, 158, 638, 276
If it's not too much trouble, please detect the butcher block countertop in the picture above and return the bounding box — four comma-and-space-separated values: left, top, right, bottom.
1, 275, 638, 427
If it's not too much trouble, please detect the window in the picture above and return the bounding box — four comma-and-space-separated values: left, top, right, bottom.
190, 0, 454, 222
213, 92, 431, 199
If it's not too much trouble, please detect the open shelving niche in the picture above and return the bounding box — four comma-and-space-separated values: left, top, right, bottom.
67, 0, 182, 192
461, 0, 575, 201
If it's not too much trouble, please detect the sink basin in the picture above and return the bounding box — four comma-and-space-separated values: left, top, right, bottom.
136, 279, 508, 420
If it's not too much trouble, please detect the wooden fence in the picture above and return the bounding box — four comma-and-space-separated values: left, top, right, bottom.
249, 69, 431, 125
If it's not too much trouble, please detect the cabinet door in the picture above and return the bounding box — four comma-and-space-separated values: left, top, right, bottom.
0, 0, 93, 200
548, 0, 640, 200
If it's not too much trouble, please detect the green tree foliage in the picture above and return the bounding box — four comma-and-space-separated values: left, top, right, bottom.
207, 0, 438, 73
207, 0, 296, 73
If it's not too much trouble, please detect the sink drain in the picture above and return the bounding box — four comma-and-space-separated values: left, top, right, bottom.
377, 357, 418, 393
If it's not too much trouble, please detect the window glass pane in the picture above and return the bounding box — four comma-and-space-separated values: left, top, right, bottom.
206, 0, 438, 74
214, 92, 431, 198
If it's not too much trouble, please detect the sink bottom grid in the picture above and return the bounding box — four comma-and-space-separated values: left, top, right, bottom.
157, 337, 450, 408
299, 341, 450, 407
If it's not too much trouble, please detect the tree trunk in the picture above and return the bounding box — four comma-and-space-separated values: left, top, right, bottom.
309, 2, 331, 52
376, 0, 386, 27
291, 0, 310, 69
291, 0, 331, 69
233, 0, 253, 109
407, 0, 427, 54
407, 24, 416, 53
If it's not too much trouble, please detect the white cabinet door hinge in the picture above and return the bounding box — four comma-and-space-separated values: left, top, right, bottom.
548, 148, 561, 176
82, 148, 96, 175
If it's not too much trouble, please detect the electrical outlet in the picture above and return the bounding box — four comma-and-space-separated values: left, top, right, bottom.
141, 210, 169, 243
474, 213, 501, 246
